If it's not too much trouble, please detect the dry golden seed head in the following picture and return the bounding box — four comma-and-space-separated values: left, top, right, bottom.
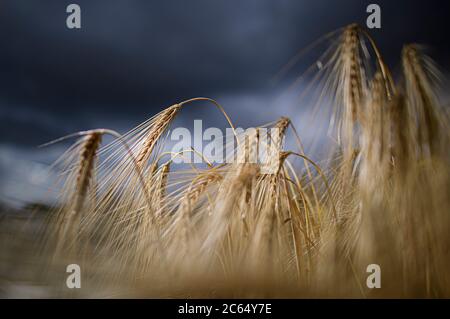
149, 162, 159, 175
187, 175, 216, 202
343, 24, 359, 43
271, 117, 290, 153
403, 44, 419, 62
402, 44, 441, 156
153, 163, 171, 215
342, 24, 363, 118
76, 132, 102, 199
401, 44, 432, 95
359, 72, 392, 188
180, 173, 223, 216
402, 45, 422, 82
200, 163, 259, 252
364, 73, 388, 123
335, 24, 368, 170
160, 163, 170, 189
264, 117, 290, 173
136, 104, 182, 167
274, 117, 290, 137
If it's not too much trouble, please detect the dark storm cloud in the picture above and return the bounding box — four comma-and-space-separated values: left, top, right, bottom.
1, 0, 450, 206
0, 0, 449, 144
0, 0, 303, 111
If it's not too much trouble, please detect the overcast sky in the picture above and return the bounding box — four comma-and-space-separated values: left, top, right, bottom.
1, 0, 449, 206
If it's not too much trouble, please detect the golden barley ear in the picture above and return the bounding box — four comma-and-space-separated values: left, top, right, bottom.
41, 129, 151, 263
49, 132, 102, 259
401, 44, 447, 158
74, 133, 102, 212
136, 104, 182, 168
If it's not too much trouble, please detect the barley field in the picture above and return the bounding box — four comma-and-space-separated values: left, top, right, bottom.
2, 24, 450, 298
